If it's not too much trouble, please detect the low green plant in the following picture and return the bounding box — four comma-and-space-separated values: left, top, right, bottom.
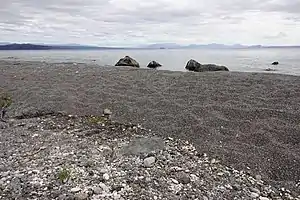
87, 115, 106, 124
58, 167, 71, 183
0, 91, 12, 121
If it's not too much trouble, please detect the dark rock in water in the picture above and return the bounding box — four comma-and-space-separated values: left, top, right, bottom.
185, 59, 229, 72
272, 61, 279, 65
147, 61, 162, 69
185, 59, 201, 71
115, 56, 140, 68
265, 68, 277, 71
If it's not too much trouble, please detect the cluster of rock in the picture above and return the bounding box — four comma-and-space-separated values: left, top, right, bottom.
115, 56, 229, 72
0, 111, 299, 199
115, 56, 282, 73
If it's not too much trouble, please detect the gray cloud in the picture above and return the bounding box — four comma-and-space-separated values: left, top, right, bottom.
0, 0, 299, 46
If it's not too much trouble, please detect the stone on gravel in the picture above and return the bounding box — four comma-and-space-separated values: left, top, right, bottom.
250, 187, 261, 194
103, 173, 110, 181
115, 56, 140, 68
71, 187, 81, 193
92, 186, 102, 194
103, 109, 112, 118
185, 59, 229, 72
147, 61, 162, 69
74, 192, 89, 200
250, 192, 260, 198
176, 172, 191, 184
144, 156, 156, 167
99, 183, 110, 192
259, 197, 270, 200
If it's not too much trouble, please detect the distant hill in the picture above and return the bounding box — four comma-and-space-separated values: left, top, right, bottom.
144, 43, 300, 49
1, 43, 299, 50
0, 44, 52, 50
0, 43, 126, 50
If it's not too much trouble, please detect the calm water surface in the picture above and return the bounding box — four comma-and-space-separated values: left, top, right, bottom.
0, 48, 299, 76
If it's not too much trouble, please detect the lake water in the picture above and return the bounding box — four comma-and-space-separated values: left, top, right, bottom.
0, 48, 300, 76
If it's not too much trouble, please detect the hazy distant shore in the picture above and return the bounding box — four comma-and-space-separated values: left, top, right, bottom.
1, 60, 300, 193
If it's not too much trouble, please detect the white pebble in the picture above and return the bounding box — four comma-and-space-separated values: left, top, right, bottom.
70, 187, 81, 193
259, 197, 270, 200
250, 192, 260, 198
171, 178, 179, 184
103, 173, 110, 181
144, 156, 156, 167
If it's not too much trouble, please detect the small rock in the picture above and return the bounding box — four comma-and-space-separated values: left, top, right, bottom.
271, 61, 279, 65
74, 192, 89, 200
58, 194, 75, 200
250, 192, 260, 198
103, 173, 110, 181
70, 187, 81, 193
92, 186, 102, 194
103, 109, 112, 115
99, 183, 110, 192
255, 175, 262, 180
113, 192, 121, 199
259, 197, 270, 200
176, 172, 191, 184
217, 172, 224, 176
171, 178, 179, 184
250, 187, 261, 194
147, 61, 162, 69
232, 184, 242, 191
144, 156, 156, 167
203, 196, 209, 200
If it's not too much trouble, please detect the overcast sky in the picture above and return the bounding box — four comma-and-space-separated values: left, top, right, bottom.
0, 0, 299, 46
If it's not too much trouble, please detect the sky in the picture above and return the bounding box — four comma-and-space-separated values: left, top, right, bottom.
0, 0, 300, 47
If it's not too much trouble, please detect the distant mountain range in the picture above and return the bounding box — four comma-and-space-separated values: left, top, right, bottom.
0, 43, 299, 50
0, 43, 126, 50
143, 43, 300, 49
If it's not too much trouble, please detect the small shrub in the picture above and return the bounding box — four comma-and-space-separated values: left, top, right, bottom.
87, 115, 106, 124
58, 167, 71, 183
0, 91, 12, 120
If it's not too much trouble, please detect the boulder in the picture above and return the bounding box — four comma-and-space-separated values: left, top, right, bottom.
272, 61, 279, 65
185, 59, 229, 72
115, 56, 140, 68
147, 61, 162, 69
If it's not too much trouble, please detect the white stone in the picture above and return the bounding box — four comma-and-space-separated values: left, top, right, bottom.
250, 192, 260, 198
70, 187, 81, 193
259, 197, 270, 200
171, 178, 179, 184
103, 173, 110, 181
143, 156, 156, 167
99, 183, 110, 192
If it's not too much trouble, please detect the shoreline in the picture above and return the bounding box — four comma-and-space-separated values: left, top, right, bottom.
1, 60, 300, 194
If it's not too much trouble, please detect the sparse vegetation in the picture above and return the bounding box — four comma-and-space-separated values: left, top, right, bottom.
87, 115, 107, 124
0, 90, 12, 121
58, 167, 72, 183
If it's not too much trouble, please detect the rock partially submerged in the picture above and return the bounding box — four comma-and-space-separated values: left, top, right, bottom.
115, 56, 140, 68
147, 61, 162, 69
186, 59, 229, 72
272, 61, 279, 65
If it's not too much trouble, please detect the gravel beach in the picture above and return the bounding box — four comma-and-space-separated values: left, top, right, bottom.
0, 60, 300, 199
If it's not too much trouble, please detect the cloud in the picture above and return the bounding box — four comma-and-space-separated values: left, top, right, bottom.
0, 0, 299, 46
